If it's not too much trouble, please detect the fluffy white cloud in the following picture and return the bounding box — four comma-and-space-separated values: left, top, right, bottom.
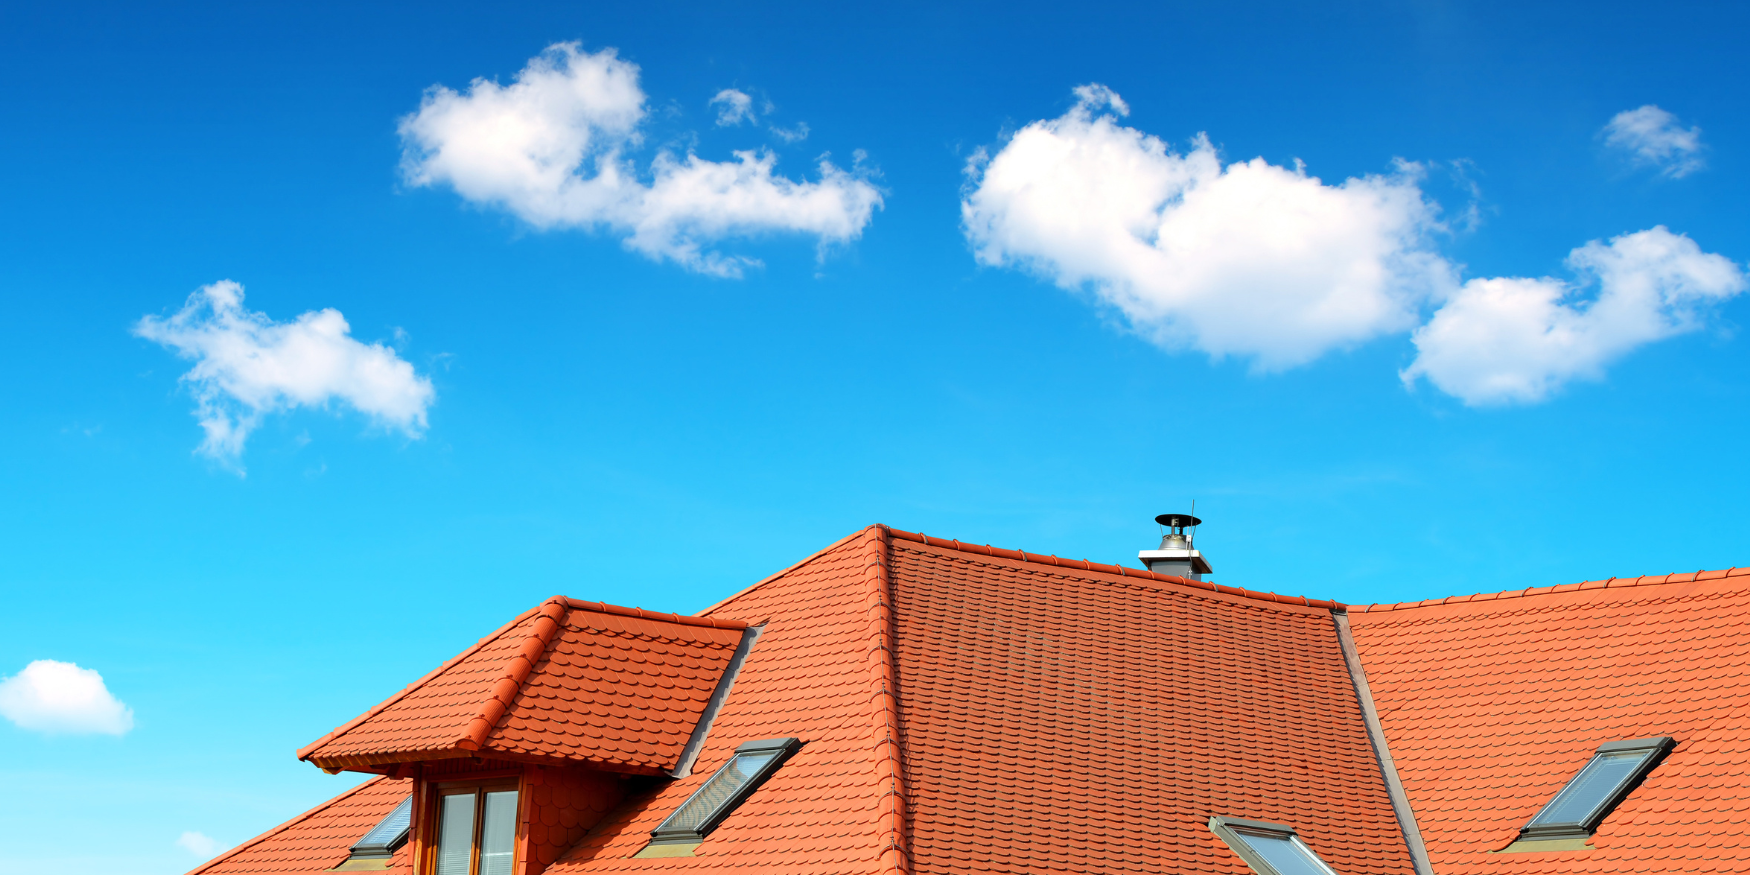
1604, 105, 1705, 178
710, 88, 755, 126
1403, 227, 1745, 404
0, 660, 134, 735
134, 281, 435, 467
177, 832, 226, 859
962, 85, 1453, 370
399, 43, 881, 277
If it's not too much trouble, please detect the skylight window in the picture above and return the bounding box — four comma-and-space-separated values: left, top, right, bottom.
330, 795, 412, 871
1208, 817, 1342, 875
649, 737, 800, 846
1518, 736, 1674, 841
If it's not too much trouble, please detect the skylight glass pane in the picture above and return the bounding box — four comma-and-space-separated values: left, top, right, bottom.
1529, 749, 1655, 827
434, 793, 476, 875
353, 796, 413, 852
477, 791, 518, 875
661, 751, 778, 834
1234, 830, 1340, 875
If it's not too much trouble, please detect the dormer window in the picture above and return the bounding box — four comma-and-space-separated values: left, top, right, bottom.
643, 738, 800, 852
431, 782, 519, 875
1208, 817, 1341, 875
330, 795, 413, 871
1516, 736, 1675, 842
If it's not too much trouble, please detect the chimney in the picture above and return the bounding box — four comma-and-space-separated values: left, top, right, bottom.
1139, 513, 1212, 581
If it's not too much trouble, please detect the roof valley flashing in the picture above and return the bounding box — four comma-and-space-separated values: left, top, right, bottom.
191, 520, 1748, 875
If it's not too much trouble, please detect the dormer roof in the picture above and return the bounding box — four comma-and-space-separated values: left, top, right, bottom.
298, 597, 748, 775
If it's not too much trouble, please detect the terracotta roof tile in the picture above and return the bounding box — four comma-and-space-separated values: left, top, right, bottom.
884, 532, 1412, 875
549, 528, 904, 873
190, 778, 411, 875
299, 598, 746, 774
1349, 571, 1750, 873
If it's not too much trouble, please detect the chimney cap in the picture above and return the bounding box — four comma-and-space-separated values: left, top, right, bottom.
1154, 513, 1201, 528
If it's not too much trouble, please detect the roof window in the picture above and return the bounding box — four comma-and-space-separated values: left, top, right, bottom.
329, 795, 412, 871
1516, 736, 1674, 842
648, 738, 800, 847
1208, 816, 1341, 875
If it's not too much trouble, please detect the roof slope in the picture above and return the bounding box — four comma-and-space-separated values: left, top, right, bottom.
1349, 567, 1750, 874
299, 598, 746, 775
884, 529, 1414, 875
547, 527, 905, 874
189, 777, 411, 875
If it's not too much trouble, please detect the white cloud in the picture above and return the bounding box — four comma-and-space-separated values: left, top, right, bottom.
710, 88, 755, 126
134, 281, 435, 468
399, 43, 881, 277
0, 660, 134, 735
1603, 105, 1705, 178
770, 121, 810, 143
1403, 227, 1745, 404
962, 84, 1454, 371
177, 832, 226, 859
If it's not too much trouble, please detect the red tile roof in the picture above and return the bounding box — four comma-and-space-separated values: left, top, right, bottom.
189, 777, 411, 875
539, 526, 1409, 874
883, 528, 1412, 875
216, 526, 1750, 875
299, 597, 746, 775
1349, 567, 1750, 873
545, 527, 906, 873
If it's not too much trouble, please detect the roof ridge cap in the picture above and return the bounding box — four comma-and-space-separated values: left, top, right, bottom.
1351, 565, 1750, 613
186, 776, 394, 875
298, 605, 544, 763
885, 527, 1345, 611
460, 600, 568, 752
559, 596, 749, 631
863, 525, 909, 875
694, 526, 874, 618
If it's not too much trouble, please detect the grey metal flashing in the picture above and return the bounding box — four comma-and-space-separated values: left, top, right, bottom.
1332, 611, 1435, 875
669, 622, 764, 778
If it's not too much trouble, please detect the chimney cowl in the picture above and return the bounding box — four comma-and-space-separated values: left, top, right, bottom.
1139, 512, 1212, 580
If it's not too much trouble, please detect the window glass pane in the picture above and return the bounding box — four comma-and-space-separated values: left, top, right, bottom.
1236, 830, 1338, 875
1529, 750, 1654, 827
478, 791, 518, 875
662, 752, 778, 833
354, 796, 413, 851
434, 793, 476, 875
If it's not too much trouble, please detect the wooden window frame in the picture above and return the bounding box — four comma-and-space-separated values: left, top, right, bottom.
423, 777, 522, 875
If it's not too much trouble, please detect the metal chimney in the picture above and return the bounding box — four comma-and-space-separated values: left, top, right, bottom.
1139, 513, 1212, 580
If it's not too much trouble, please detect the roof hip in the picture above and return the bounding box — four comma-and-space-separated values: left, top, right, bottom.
865, 525, 910, 875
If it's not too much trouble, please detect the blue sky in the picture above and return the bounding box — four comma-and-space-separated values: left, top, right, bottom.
2, 1, 1747, 872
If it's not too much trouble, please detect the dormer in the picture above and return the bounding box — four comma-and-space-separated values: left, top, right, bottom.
297, 597, 758, 875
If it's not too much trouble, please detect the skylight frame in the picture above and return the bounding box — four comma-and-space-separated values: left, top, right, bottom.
1517, 736, 1675, 841
348, 795, 414, 857
1208, 816, 1343, 875
649, 737, 801, 845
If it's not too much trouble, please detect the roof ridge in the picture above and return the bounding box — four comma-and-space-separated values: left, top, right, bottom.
1351, 565, 1750, 613
461, 599, 568, 751
864, 526, 909, 875
298, 604, 545, 764
885, 527, 1346, 611
186, 776, 395, 875
559, 596, 749, 630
